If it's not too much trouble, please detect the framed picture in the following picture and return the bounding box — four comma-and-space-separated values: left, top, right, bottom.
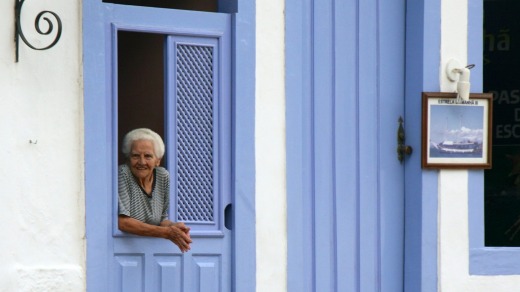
422, 92, 493, 169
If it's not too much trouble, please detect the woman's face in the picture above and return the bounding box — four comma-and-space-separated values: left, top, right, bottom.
128, 139, 161, 180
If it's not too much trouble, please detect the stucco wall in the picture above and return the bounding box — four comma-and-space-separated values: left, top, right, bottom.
439, 0, 520, 290
256, 0, 287, 291
0, 0, 85, 291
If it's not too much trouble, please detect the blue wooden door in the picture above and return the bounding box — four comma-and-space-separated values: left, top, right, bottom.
286, 0, 406, 291
84, 4, 231, 291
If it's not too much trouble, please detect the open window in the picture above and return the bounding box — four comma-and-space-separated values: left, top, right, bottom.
469, 0, 520, 275
112, 11, 231, 237
117, 31, 166, 166
483, 0, 520, 248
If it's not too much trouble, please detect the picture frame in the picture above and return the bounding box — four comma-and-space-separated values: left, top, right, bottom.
422, 92, 493, 169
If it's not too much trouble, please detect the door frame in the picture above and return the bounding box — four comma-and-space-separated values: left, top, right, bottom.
403, 0, 441, 291
83, 2, 256, 291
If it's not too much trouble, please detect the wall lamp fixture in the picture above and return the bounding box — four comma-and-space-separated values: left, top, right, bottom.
446, 59, 475, 102
14, 0, 62, 62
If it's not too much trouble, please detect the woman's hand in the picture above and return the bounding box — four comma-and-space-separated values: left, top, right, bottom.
166, 224, 192, 252
171, 222, 190, 234
119, 216, 192, 252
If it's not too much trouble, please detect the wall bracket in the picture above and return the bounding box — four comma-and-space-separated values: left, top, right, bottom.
14, 0, 62, 62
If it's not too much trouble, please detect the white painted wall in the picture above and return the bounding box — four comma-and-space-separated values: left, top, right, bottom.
439, 0, 520, 290
0, 0, 85, 291
256, 0, 287, 291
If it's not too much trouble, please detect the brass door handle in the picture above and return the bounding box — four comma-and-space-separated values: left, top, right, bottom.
397, 116, 413, 163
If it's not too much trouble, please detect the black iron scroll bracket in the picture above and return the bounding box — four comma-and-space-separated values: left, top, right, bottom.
14, 0, 62, 62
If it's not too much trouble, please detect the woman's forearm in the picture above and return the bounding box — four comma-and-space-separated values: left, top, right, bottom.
119, 216, 192, 252
159, 219, 175, 227
118, 215, 168, 238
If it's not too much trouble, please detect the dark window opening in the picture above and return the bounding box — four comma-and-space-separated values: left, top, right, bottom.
103, 0, 218, 12
117, 31, 166, 166
484, 0, 520, 247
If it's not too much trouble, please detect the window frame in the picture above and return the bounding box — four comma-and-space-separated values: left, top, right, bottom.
468, 0, 520, 275
110, 24, 227, 238
470, 172, 520, 274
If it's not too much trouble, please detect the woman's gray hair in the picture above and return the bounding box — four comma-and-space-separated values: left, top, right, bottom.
122, 128, 165, 159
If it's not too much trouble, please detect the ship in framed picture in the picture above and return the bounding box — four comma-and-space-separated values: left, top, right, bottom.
422, 92, 493, 169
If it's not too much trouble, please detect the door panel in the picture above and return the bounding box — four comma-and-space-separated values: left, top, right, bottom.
286, 0, 406, 291
103, 5, 231, 291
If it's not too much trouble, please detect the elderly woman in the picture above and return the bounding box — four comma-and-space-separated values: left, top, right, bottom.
118, 128, 192, 252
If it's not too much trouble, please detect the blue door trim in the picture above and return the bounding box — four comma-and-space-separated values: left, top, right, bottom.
404, 0, 441, 291
285, 1, 308, 290
232, 1, 257, 291
83, 2, 256, 291
83, 2, 111, 290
